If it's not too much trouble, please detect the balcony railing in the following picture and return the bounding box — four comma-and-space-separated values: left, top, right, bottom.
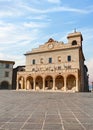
17, 65, 78, 76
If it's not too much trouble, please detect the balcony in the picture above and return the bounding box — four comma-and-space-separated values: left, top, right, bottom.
17, 63, 78, 76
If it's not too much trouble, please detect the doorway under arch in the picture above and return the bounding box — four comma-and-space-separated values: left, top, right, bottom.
55, 75, 64, 90
45, 75, 53, 90
26, 76, 33, 90
66, 75, 76, 90
35, 76, 43, 90
0, 81, 9, 89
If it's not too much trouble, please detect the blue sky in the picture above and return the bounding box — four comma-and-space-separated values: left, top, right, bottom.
0, 0, 93, 86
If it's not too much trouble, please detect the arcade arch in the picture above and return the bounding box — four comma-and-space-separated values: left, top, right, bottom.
35, 76, 43, 90
18, 76, 24, 89
55, 75, 64, 90
66, 75, 76, 90
26, 76, 33, 90
45, 75, 53, 90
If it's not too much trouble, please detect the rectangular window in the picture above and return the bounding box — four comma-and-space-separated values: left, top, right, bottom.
49, 57, 52, 63
67, 56, 71, 62
5, 64, 9, 68
32, 59, 35, 64
5, 72, 9, 77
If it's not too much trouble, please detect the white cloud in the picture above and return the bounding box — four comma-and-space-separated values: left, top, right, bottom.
47, 0, 61, 4
0, 8, 24, 18
0, 0, 11, 1
64, 21, 77, 25
0, 0, 93, 21
20, 4, 88, 14
23, 22, 49, 28
0, 21, 40, 45
0, 21, 43, 67
27, 15, 48, 20
0, 0, 91, 21
0, 52, 25, 67
0, 11, 13, 17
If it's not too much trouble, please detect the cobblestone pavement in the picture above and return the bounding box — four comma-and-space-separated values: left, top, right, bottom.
0, 91, 93, 130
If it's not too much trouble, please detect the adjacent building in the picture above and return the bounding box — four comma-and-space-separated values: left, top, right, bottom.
17, 31, 89, 92
0, 60, 15, 89
12, 66, 25, 89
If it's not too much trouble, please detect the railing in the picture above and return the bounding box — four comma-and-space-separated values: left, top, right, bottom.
17, 67, 78, 76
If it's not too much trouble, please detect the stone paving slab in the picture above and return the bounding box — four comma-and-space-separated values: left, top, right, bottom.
0, 91, 93, 130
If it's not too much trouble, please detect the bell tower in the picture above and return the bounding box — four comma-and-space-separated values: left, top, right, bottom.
67, 30, 83, 47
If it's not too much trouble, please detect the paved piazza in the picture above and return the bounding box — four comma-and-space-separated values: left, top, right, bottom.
0, 91, 93, 130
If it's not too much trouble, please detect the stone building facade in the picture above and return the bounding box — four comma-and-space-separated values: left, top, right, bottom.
17, 31, 89, 92
0, 60, 15, 89
12, 66, 25, 89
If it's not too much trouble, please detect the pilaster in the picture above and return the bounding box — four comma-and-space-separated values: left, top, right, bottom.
25, 78, 27, 90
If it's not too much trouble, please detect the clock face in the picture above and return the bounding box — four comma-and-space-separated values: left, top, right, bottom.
48, 43, 53, 49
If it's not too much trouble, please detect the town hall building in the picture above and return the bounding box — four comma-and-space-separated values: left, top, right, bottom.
16, 31, 89, 92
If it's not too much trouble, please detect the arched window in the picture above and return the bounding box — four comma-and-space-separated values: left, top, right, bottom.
58, 56, 61, 63
72, 40, 77, 45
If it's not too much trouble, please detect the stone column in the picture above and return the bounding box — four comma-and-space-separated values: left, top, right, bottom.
64, 76, 67, 92
76, 75, 79, 92
25, 78, 27, 90
43, 78, 45, 91
21, 77, 24, 89
33, 78, 35, 90
53, 77, 55, 90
